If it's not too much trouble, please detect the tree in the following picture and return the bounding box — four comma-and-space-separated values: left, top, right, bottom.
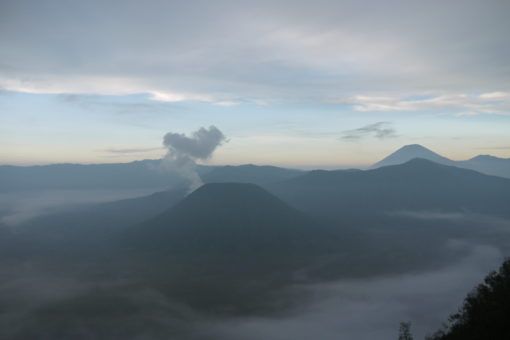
429, 258, 510, 339
398, 321, 414, 340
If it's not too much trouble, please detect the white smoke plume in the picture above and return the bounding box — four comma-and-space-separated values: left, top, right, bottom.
161, 126, 226, 191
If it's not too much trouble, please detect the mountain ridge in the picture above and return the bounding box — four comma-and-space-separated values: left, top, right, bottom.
270, 158, 510, 219
371, 144, 510, 178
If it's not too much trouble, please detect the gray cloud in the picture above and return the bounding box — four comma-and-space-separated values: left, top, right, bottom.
101, 147, 164, 156
163, 126, 227, 160
341, 122, 397, 141
0, 1, 509, 104
162, 126, 226, 190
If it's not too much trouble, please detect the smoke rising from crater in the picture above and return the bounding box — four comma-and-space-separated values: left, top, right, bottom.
162, 126, 227, 190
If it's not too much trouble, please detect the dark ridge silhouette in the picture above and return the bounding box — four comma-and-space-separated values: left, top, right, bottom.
123, 182, 336, 254
270, 158, 510, 219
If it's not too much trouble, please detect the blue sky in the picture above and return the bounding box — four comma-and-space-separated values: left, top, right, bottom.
1, 0, 509, 168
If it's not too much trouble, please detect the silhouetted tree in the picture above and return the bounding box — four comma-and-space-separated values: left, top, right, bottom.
398, 321, 413, 340
429, 258, 510, 339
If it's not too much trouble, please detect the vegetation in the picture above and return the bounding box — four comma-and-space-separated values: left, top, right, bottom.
398, 322, 414, 340
428, 258, 510, 339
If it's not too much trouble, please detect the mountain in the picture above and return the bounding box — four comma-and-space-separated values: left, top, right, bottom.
371, 144, 454, 168
123, 183, 335, 254
371, 144, 510, 178
270, 158, 510, 219
0, 160, 212, 192
201, 164, 302, 185
458, 155, 510, 179
0, 160, 301, 192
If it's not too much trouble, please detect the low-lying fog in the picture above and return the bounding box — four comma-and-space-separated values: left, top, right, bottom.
1, 188, 509, 339
0, 239, 502, 339
202, 242, 501, 340
0, 188, 162, 226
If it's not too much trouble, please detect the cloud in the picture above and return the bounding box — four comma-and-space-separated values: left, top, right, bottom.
1, 1, 509, 104
387, 211, 510, 234
341, 122, 397, 141
479, 91, 510, 100
101, 147, 164, 156
202, 242, 503, 340
0, 77, 235, 106
161, 126, 227, 190
341, 92, 510, 115
163, 126, 227, 160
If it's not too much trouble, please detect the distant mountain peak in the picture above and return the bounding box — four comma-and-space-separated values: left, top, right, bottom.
370, 145, 510, 177
371, 144, 453, 168
469, 154, 502, 161
390, 144, 441, 156
398, 144, 431, 151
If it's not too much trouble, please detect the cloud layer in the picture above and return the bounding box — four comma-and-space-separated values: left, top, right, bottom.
202, 242, 503, 340
341, 92, 510, 115
1, 0, 509, 106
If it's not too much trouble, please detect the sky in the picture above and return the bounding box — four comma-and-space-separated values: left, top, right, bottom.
1, 0, 510, 168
